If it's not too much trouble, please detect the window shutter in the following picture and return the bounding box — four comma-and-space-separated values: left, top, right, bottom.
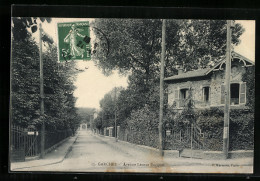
186, 89, 190, 98
174, 90, 178, 99
239, 82, 246, 104
174, 89, 179, 107
202, 87, 205, 102
209, 87, 211, 102
221, 85, 225, 104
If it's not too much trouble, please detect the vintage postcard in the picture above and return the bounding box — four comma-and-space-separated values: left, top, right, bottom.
10, 17, 255, 173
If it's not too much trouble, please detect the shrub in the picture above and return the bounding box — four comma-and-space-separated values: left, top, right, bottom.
196, 108, 254, 151
196, 108, 224, 151
229, 109, 254, 150
126, 105, 159, 148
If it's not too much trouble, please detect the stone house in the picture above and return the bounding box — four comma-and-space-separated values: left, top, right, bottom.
163, 52, 254, 154
165, 52, 254, 110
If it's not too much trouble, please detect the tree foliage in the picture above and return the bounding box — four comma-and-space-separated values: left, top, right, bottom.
93, 19, 244, 76
92, 19, 244, 130
11, 17, 80, 132
95, 87, 124, 129
12, 17, 52, 43
77, 107, 96, 123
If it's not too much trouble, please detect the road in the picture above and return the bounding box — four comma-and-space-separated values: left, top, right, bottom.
16, 130, 253, 173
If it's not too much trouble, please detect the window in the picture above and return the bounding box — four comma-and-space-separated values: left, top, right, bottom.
180, 88, 188, 107
220, 82, 246, 105
230, 83, 239, 105
180, 89, 188, 99
202, 87, 210, 103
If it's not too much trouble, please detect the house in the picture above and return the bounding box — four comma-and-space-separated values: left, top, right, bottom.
163, 52, 254, 153
165, 52, 255, 110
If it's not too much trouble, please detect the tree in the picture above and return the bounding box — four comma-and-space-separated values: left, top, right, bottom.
92, 19, 244, 122
92, 19, 245, 148
92, 19, 164, 84
11, 17, 80, 132
97, 87, 124, 128
12, 17, 52, 42
165, 20, 244, 72
92, 19, 244, 77
77, 107, 96, 124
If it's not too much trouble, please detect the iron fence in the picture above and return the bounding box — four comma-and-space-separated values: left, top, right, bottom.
164, 124, 204, 150
11, 124, 73, 161
44, 129, 73, 150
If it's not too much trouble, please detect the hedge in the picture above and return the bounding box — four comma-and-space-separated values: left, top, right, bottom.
196, 108, 254, 151
117, 105, 254, 151
124, 105, 159, 148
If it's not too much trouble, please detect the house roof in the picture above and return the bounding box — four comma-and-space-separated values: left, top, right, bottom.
232, 52, 255, 65
164, 51, 254, 81
164, 68, 211, 81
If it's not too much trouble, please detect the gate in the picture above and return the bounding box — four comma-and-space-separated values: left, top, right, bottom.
164, 123, 204, 158
24, 126, 39, 157
11, 124, 40, 161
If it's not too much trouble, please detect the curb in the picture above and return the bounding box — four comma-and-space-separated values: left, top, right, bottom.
96, 134, 160, 154
95, 134, 253, 166
63, 134, 78, 160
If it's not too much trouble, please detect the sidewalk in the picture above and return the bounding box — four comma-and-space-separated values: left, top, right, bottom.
10, 133, 79, 171
94, 134, 253, 167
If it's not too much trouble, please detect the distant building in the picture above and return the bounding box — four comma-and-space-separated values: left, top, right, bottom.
93, 111, 98, 119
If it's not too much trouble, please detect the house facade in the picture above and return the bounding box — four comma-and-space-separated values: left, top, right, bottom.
165, 52, 254, 110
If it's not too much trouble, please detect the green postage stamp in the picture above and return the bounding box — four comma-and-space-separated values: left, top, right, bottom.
57, 21, 91, 61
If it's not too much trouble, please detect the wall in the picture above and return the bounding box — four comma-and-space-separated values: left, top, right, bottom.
167, 78, 210, 108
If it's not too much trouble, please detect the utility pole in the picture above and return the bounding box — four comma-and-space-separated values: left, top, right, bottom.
102, 110, 103, 135
39, 23, 45, 159
114, 87, 118, 142
223, 20, 232, 159
159, 19, 166, 157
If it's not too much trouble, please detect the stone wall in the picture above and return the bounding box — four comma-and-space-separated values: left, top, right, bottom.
167, 78, 213, 108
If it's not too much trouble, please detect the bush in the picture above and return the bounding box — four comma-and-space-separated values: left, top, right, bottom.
196, 107, 224, 151
229, 109, 254, 150
126, 105, 159, 148
196, 108, 254, 151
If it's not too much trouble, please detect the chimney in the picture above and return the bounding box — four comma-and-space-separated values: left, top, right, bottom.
175, 64, 184, 75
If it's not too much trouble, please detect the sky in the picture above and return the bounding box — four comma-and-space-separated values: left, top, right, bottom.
37, 18, 255, 109
234, 20, 255, 61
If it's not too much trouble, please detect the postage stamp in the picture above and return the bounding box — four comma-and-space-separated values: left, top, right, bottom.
57, 21, 91, 62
